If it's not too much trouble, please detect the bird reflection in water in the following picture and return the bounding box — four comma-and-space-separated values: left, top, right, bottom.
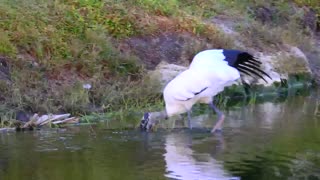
163, 132, 240, 180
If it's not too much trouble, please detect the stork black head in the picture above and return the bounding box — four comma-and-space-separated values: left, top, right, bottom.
140, 112, 150, 131
139, 111, 168, 132
222, 49, 272, 83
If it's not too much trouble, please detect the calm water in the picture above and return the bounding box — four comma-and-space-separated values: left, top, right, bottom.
1, 91, 320, 180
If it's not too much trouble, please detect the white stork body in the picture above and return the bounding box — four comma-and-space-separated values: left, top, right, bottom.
164, 50, 240, 117
140, 49, 271, 132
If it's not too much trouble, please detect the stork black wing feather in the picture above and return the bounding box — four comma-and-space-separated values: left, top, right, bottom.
238, 68, 255, 78
239, 63, 272, 80
222, 50, 272, 82
238, 66, 268, 83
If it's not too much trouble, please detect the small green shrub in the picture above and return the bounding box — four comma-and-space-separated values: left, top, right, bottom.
0, 31, 17, 56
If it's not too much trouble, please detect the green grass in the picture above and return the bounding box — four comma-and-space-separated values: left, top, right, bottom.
0, 0, 318, 128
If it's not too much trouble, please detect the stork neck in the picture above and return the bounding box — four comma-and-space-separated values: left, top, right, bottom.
155, 110, 168, 120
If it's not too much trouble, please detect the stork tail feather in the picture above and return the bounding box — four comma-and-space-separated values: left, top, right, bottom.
223, 50, 272, 83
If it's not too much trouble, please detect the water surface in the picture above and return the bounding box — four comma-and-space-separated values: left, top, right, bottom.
1, 91, 320, 180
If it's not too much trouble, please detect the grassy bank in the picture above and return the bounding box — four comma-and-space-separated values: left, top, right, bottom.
0, 0, 318, 127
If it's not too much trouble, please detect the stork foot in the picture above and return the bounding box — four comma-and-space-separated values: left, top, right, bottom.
210, 128, 223, 134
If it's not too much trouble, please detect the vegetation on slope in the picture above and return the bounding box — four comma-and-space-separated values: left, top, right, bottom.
0, 0, 318, 125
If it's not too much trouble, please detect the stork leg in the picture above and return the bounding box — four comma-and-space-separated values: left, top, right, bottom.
187, 110, 192, 129
209, 101, 225, 133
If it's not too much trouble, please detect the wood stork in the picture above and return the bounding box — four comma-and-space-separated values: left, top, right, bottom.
140, 49, 272, 133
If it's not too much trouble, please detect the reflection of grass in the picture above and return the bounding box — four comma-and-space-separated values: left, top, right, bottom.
313, 97, 320, 117
221, 94, 320, 179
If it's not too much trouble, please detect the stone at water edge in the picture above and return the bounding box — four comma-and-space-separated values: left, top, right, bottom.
148, 61, 187, 93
